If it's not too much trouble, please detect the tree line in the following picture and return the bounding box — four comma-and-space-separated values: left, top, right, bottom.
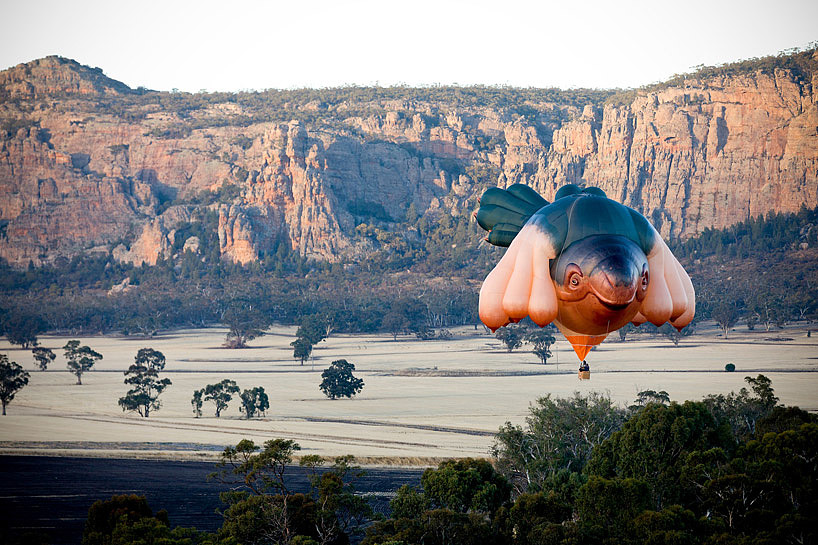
0, 343, 365, 417
1, 203, 817, 347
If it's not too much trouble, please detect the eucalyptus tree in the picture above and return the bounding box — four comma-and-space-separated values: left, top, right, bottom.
63, 340, 103, 385
118, 348, 172, 418
0, 354, 30, 415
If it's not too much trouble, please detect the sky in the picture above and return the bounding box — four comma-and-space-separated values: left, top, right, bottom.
1, 0, 816, 93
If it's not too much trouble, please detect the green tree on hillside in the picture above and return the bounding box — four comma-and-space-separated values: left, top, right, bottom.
586, 400, 733, 510
629, 390, 670, 411
2, 311, 44, 349
710, 300, 743, 339
300, 453, 373, 544
703, 374, 779, 440
210, 439, 314, 543
82, 494, 170, 545
363, 458, 511, 545
222, 299, 269, 348
420, 458, 511, 515
118, 348, 172, 417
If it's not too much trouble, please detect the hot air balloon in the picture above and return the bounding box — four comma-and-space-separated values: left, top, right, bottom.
476, 183, 694, 366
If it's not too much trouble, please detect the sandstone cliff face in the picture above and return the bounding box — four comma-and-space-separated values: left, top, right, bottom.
0, 126, 153, 265
112, 206, 194, 266
519, 69, 818, 239
0, 55, 816, 267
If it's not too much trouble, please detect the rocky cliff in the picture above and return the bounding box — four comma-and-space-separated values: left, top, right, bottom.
1, 52, 816, 267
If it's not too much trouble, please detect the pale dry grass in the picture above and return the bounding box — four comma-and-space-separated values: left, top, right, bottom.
1, 322, 816, 463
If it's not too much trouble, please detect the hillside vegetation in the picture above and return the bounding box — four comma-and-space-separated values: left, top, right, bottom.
1, 203, 816, 341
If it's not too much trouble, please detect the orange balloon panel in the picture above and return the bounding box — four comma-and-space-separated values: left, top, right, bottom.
556, 322, 609, 360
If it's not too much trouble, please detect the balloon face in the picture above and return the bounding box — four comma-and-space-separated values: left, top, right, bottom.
476, 183, 695, 361
551, 235, 647, 336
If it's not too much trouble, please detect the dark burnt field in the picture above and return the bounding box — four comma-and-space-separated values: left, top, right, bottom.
0, 456, 423, 545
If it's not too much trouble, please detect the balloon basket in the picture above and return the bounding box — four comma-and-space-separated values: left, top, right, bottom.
578, 371, 591, 380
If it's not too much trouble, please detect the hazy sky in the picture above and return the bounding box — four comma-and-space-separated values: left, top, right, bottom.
1, 0, 816, 92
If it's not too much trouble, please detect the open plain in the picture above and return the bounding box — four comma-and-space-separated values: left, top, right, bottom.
1, 323, 816, 463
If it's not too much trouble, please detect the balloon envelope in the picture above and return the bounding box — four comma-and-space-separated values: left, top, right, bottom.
476, 183, 695, 360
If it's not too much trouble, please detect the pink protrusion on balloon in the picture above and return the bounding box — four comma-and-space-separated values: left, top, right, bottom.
479, 243, 518, 330
671, 258, 696, 330
662, 243, 688, 320
502, 231, 535, 320
528, 243, 558, 327
641, 242, 673, 326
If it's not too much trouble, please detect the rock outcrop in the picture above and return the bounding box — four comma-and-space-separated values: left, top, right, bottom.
522, 69, 818, 238
0, 52, 816, 267
113, 206, 194, 266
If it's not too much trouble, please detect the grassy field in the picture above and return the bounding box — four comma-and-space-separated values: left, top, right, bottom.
1, 323, 816, 464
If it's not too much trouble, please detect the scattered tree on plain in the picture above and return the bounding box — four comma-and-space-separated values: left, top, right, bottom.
221, 299, 269, 348
495, 323, 527, 352
617, 322, 636, 341
201, 379, 240, 417
319, 359, 364, 400
290, 336, 313, 365
711, 300, 742, 339
239, 386, 269, 419
118, 348, 172, 418
63, 340, 103, 385
290, 313, 333, 365
0, 353, 30, 415
191, 389, 203, 418
526, 328, 556, 364
31, 347, 56, 371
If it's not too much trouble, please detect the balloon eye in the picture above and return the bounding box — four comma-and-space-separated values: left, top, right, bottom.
565, 264, 583, 289
642, 272, 649, 288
